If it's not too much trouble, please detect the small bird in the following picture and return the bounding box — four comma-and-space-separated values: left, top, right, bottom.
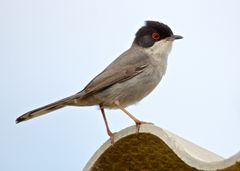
16, 21, 182, 142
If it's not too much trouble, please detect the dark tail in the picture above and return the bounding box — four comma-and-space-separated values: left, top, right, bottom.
16, 96, 75, 124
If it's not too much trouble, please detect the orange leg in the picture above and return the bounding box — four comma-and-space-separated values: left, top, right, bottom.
114, 100, 142, 132
99, 105, 114, 144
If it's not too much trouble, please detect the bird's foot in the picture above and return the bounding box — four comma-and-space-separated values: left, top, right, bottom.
135, 120, 142, 133
135, 121, 154, 133
107, 130, 115, 145
110, 135, 115, 145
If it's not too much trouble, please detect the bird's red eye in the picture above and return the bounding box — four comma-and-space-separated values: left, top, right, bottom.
152, 32, 160, 41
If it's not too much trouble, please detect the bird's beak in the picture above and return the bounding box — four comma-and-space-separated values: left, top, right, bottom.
171, 35, 183, 40
166, 35, 183, 41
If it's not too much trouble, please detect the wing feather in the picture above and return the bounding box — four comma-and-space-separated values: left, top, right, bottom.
82, 64, 148, 97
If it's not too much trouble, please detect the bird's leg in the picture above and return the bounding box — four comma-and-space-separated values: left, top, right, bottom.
114, 100, 142, 133
99, 105, 114, 144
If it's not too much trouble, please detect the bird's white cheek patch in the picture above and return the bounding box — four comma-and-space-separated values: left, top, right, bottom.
145, 41, 173, 60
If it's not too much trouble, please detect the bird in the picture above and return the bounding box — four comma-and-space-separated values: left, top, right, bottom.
16, 20, 183, 142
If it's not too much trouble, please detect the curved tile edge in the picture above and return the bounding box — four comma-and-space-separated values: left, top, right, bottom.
83, 124, 240, 171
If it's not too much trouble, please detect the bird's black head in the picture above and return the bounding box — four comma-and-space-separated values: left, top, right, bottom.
134, 21, 181, 48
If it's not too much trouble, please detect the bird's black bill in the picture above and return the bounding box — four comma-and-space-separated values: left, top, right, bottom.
172, 35, 183, 40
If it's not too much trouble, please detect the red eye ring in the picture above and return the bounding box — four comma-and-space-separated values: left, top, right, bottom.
152, 32, 160, 41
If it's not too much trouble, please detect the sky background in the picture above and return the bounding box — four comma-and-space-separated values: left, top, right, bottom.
1, 0, 240, 170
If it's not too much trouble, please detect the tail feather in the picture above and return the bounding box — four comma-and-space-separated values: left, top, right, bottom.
16, 96, 75, 124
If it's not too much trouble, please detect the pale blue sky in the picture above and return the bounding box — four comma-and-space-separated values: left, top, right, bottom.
1, 0, 240, 170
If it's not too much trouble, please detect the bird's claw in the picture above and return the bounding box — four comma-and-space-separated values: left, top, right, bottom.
136, 121, 142, 133
107, 131, 115, 145
135, 121, 154, 133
